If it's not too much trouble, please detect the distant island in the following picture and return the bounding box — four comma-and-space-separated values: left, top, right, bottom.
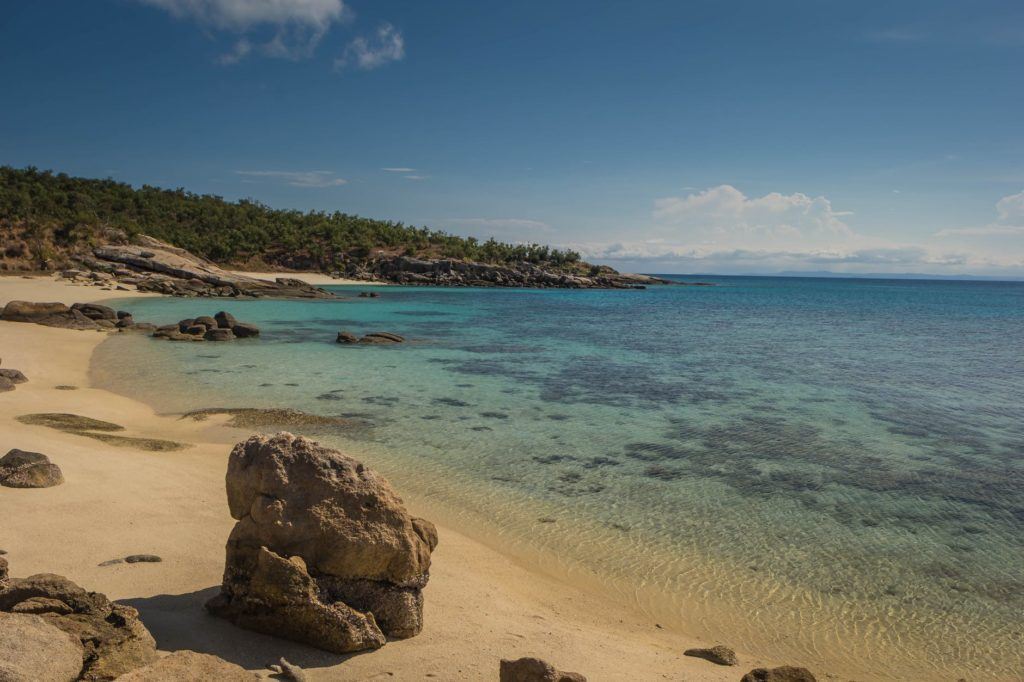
0, 166, 672, 290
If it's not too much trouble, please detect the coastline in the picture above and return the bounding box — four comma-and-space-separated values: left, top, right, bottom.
0, 275, 762, 680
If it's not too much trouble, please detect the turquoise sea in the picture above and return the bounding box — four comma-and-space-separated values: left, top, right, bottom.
93, 276, 1024, 680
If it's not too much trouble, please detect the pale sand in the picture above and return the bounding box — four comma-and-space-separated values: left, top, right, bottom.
230, 270, 387, 287
0, 277, 786, 681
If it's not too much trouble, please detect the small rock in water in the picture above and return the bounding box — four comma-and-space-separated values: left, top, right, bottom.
336, 330, 359, 344
740, 666, 817, 682
683, 644, 738, 666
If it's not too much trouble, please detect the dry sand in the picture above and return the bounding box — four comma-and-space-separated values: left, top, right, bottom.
0, 275, 788, 681
231, 270, 386, 287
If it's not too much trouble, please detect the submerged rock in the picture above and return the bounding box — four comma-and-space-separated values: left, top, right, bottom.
205, 432, 437, 653
336, 331, 358, 344
499, 657, 587, 682
0, 573, 158, 680
740, 666, 817, 682
358, 332, 405, 344
683, 645, 738, 666
0, 449, 64, 488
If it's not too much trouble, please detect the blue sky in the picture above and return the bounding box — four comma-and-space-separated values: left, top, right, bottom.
2, 1, 1023, 275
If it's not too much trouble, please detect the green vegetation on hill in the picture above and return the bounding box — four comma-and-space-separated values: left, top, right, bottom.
0, 166, 582, 271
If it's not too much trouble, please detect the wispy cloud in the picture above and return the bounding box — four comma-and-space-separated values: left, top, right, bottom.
403, 175, 428, 181
382, 167, 416, 172
335, 23, 404, 71
235, 170, 347, 187
134, 0, 351, 62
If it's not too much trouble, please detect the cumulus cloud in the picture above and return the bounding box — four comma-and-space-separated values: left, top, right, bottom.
135, 0, 350, 61
335, 23, 404, 71
934, 189, 1024, 237
235, 170, 347, 187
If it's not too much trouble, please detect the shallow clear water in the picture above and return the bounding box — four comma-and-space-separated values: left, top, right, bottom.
93, 277, 1024, 679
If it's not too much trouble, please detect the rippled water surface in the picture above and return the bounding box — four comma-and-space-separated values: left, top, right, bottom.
94, 276, 1024, 679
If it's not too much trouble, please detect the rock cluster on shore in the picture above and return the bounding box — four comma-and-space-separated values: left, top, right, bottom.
205, 432, 438, 653
152, 310, 259, 342
63, 235, 335, 299
0, 300, 154, 333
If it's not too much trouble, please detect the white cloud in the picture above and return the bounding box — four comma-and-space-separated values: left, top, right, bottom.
235, 170, 347, 187
934, 189, 1024, 237
335, 23, 404, 71
652, 185, 853, 252
135, 0, 350, 61
381, 167, 416, 172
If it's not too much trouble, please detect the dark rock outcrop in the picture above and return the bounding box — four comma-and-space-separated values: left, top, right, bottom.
214, 310, 237, 328
499, 657, 587, 682
70, 303, 116, 321
153, 312, 257, 343
204, 328, 234, 341
740, 666, 818, 682
336, 331, 358, 344
0, 573, 158, 680
0, 449, 64, 488
683, 645, 738, 666
230, 322, 260, 338
205, 432, 437, 653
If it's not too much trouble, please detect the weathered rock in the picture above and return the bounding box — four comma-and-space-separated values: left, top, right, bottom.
214, 311, 237, 328
357, 291, 380, 298
177, 319, 196, 333
204, 328, 234, 341
206, 432, 437, 653
124, 555, 162, 564
0, 449, 64, 488
276, 657, 307, 682
358, 332, 404, 344
336, 331, 358, 344
194, 315, 217, 328
499, 657, 587, 682
0, 369, 28, 384
71, 302, 116, 321
0, 556, 7, 589
0, 573, 158, 680
0, 301, 99, 330
116, 310, 132, 320
92, 238, 334, 299
740, 666, 818, 682
116, 650, 259, 681
184, 324, 208, 336
0, 376, 15, 392
230, 322, 260, 338
0, 612, 85, 682
683, 645, 738, 666
115, 315, 135, 328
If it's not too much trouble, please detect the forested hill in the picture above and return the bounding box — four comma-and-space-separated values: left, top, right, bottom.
0, 166, 584, 273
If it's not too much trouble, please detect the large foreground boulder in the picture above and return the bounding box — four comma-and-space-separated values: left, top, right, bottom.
205, 432, 438, 653
0, 449, 64, 488
0, 573, 158, 680
499, 657, 587, 682
0, 612, 84, 682
117, 651, 259, 681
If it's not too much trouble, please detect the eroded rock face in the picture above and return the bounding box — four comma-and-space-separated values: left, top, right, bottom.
116, 650, 259, 681
683, 645, 738, 666
205, 432, 437, 653
0, 573, 158, 680
0, 449, 64, 488
0, 612, 84, 682
499, 657, 588, 682
740, 666, 818, 682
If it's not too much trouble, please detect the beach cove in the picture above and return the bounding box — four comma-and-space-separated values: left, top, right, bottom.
3, 273, 1023, 680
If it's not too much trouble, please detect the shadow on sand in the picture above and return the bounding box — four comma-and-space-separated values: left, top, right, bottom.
123, 587, 377, 671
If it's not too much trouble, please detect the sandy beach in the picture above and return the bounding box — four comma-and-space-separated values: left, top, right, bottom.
230, 271, 384, 287
0, 275, 778, 681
